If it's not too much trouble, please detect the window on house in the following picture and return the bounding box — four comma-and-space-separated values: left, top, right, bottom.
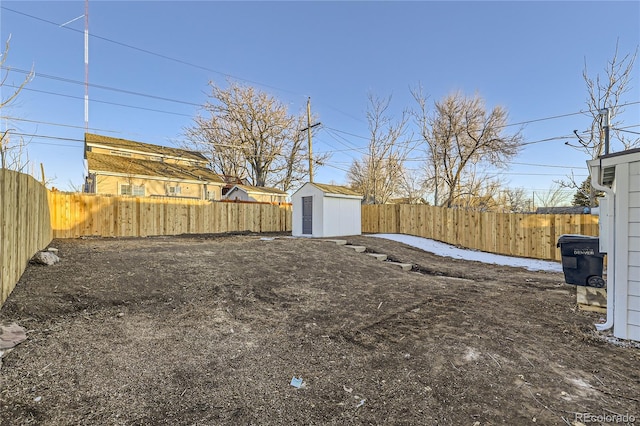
168, 185, 181, 196
121, 184, 145, 196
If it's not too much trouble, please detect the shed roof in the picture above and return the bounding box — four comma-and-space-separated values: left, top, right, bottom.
228, 184, 287, 196
87, 151, 224, 183
85, 133, 207, 162
308, 183, 362, 197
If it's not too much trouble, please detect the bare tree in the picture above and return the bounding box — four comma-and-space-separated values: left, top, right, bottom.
347, 94, 413, 204
455, 164, 504, 211
183, 81, 324, 191
499, 187, 529, 213
1, 35, 34, 170
577, 41, 639, 158
410, 85, 441, 205
418, 91, 522, 208
560, 42, 638, 206
534, 184, 572, 209
397, 167, 428, 204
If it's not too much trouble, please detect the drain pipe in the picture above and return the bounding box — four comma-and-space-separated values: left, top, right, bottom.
589, 158, 615, 331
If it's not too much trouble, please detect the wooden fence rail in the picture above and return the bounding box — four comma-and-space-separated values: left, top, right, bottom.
0, 170, 52, 306
362, 204, 599, 261
48, 192, 292, 238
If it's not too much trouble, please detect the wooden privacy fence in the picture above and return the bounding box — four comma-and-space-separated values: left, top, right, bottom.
0, 170, 52, 306
362, 204, 599, 261
48, 192, 292, 238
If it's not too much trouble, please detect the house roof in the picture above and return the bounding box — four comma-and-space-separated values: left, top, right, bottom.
85, 133, 207, 162
308, 183, 362, 197
535, 206, 590, 214
228, 184, 287, 196
87, 151, 224, 183
388, 197, 428, 205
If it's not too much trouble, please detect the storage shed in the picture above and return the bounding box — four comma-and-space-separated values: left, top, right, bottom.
291, 183, 362, 238
588, 148, 640, 341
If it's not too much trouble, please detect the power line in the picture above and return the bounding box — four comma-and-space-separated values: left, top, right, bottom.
2, 66, 201, 107
510, 161, 586, 169
1, 5, 302, 97
615, 127, 640, 135
5, 5, 640, 137
6, 84, 192, 117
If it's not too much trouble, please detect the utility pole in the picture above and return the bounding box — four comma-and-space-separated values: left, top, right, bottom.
84, 0, 89, 132
599, 107, 610, 156
300, 97, 321, 183
307, 98, 313, 182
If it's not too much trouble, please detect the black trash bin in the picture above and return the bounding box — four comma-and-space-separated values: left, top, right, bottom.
556, 234, 605, 288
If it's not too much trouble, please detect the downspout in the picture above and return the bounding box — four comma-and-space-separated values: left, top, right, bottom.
590, 158, 615, 331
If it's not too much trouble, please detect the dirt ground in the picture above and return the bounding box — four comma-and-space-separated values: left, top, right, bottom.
0, 233, 639, 425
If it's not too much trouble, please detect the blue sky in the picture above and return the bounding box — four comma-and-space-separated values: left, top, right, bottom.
1, 1, 639, 202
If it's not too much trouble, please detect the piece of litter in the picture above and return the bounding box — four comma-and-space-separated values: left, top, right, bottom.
34, 396, 42, 403
356, 399, 366, 408
260, 237, 276, 241
343, 385, 353, 393
290, 377, 304, 388
377, 302, 383, 309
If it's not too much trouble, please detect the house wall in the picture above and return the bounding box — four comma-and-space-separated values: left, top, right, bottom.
94, 174, 222, 200
226, 188, 286, 203
323, 196, 361, 237
226, 188, 250, 202
258, 193, 286, 203
626, 160, 640, 340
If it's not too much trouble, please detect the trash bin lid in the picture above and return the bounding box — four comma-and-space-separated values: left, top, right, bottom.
557, 234, 599, 245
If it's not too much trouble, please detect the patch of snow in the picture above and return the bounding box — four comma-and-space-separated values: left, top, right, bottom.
370, 234, 563, 273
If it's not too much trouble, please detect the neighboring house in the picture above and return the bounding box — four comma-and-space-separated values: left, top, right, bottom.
83, 133, 225, 200
292, 182, 363, 238
387, 197, 429, 205
588, 148, 640, 342
223, 184, 288, 203
220, 175, 248, 197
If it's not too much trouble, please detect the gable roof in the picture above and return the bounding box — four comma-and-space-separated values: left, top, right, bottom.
227, 184, 287, 196
87, 151, 224, 183
308, 183, 362, 197
85, 133, 206, 162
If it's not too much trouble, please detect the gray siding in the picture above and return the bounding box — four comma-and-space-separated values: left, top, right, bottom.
628, 160, 640, 340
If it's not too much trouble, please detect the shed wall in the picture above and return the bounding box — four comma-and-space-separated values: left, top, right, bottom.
292, 184, 324, 237
322, 196, 361, 237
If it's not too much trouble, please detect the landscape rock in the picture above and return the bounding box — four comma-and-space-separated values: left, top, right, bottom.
31, 251, 60, 265
0, 323, 27, 349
